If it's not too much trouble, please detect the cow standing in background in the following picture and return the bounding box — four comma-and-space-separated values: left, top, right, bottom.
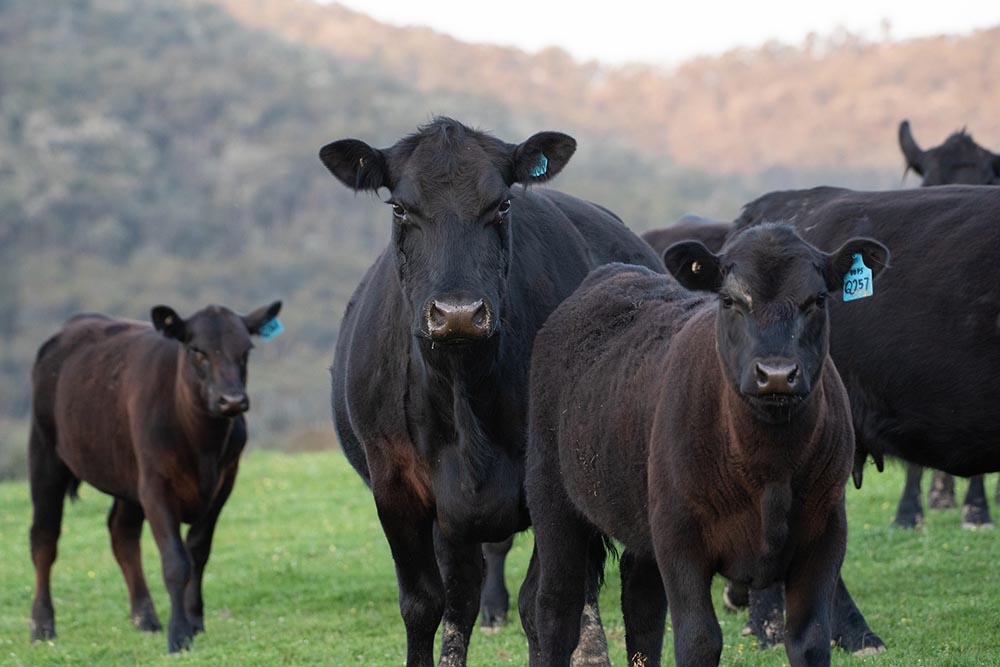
895, 119, 1000, 529
733, 184, 1000, 652
322, 117, 663, 667
29, 301, 281, 652
521, 224, 887, 667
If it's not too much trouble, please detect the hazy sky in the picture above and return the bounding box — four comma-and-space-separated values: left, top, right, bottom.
329, 1, 1000, 65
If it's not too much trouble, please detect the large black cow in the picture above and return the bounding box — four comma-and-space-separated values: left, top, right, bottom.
29, 301, 281, 652
899, 119, 1000, 186
521, 224, 887, 667
732, 184, 1000, 651
322, 117, 663, 667
896, 119, 1000, 529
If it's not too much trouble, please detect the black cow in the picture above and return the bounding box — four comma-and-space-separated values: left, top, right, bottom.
733, 184, 1000, 652
641, 213, 730, 255
896, 119, 1000, 529
322, 117, 663, 667
899, 119, 1000, 186
521, 224, 887, 667
29, 301, 281, 652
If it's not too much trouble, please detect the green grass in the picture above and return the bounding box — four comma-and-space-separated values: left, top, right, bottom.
1, 451, 998, 666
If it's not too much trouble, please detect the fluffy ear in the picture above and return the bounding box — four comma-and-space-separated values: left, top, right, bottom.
243, 300, 283, 335
151, 305, 187, 341
511, 131, 576, 184
663, 241, 722, 292
824, 238, 890, 291
898, 120, 925, 177
319, 139, 389, 192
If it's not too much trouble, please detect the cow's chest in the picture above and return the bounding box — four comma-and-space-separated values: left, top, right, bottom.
698, 484, 801, 588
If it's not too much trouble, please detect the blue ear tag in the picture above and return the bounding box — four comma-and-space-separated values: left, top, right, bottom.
530, 153, 548, 178
842, 253, 873, 302
258, 317, 284, 340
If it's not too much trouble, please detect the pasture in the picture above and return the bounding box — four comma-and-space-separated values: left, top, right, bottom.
1, 450, 998, 666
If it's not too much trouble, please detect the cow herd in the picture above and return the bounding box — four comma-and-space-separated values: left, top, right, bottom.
24, 116, 1000, 667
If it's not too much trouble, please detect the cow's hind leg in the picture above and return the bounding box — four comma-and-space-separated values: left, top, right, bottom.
571, 535, 611, 667
928, 469, 956, 509
478, 537, 512, 632
108, 498, 161, 632
619, 549, 667, 667
28, 425, 71, 642
184, 464, 239, 635
893, 463, 924, 528
960, 475, 993, 529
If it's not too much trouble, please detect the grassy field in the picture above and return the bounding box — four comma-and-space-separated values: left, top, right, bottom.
1, 450, 998, 666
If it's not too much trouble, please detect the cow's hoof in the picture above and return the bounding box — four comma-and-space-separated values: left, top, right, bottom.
478, 608, 507, 634
892, 512, 923, 529
30, 619, 56, 642
961, 504, 994, 530
836, 630, 885, 655
744, 619, 784, 649
132, 600, 162, 632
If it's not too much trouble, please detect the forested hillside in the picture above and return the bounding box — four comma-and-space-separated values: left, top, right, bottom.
0, 0, 778, 478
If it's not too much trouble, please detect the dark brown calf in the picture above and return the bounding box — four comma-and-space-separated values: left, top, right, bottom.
521, 225, 888, 667
28, 301, 280, 652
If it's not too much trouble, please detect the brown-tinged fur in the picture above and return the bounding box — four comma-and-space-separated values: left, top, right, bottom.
28, 301, 279, 653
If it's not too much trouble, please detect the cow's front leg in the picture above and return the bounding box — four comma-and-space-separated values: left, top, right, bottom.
652, 520, 720, 667
783, 507, 846, 667
434, 526, 484, 667
184, 463, 240, 635
141, 484, 193, 653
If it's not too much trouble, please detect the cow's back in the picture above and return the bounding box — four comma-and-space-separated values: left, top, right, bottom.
33, 314, 172, 497
737, 185, 1000, 474
528, 262, 704, 552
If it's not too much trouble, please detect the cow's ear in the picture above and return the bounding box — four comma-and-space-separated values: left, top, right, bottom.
151, 306, 187, 341
663, 241, 722, 292
319, 139, 389, 192
511, 132, 576, 184
898, 120, 925, 177
244, 300, 283, 335
824, 238, 890, 291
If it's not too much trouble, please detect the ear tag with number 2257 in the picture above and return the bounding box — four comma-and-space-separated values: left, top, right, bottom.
842, 253, 873, 302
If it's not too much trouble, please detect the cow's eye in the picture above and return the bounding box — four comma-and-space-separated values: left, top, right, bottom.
815, 292, 828, 309
191, 349, 209, 365
498, 199, 511, 218
720, 295, 734, 309
390, 203, 407, 220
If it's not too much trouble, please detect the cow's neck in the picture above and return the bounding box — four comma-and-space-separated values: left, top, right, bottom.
411, 334, 513, 488
722, 383, 826, 483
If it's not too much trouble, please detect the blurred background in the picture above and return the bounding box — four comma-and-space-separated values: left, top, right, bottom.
2, 0, 998, 479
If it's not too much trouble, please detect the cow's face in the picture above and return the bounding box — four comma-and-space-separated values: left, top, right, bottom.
319, 118, 575, 351
899, 120, 1000, 186
152, 301, 282, 418
665, 225, 889, 422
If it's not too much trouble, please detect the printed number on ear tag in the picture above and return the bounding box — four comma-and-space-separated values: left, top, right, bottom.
259, 317, 284, 340
843, 253, 873, 302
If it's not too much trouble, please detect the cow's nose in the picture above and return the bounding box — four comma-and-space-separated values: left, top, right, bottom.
218, 393, 249, 416
426, 298, 491, 341
754, 362, 800, 394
